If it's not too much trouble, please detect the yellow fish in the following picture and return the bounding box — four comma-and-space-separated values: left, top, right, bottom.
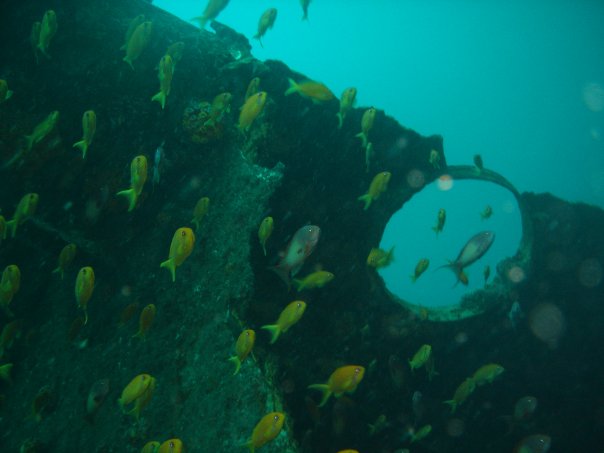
429, 149, 441, 169
480, 205, 493, 219
121, 15, 145, 51
239, 91, 267, 131
0, 264, 21, 316
52, 243, 77, 279
409, 344, 432, 371
37, 10, 57, 58
0, 363, 13, 384
75, 266, 94, 324
258, 216, 274, 256
117, 155, 148, 212
192, 0, 230, 29
293, 270, 334, 291
158, 439, 183, 453
191, 197, 210, 231
0, 319, 22, 358
261, 300, 306, 344
205, 92, 232, 126
160, 227, 196, 282
151, 55, 174, 110
432, 208, 446, 236
117, 373, 155, 413
444, 377, 476, 413
356, 107, 376, 148
308, 365, 365, 407
131, 376, 156, 420
366, 247, 394, 269
6, 193, 39, 238
337, 451, 359, 453
123, 21, 153, 70
254, 8, 278, 46
336, 87, 357, 129
133, 304, 156, 340
285, 78, 335, 103
358, 171, 391, 210
300, 0, 311, 21
228, 329, 255, 375
410, 258, 430, 282
471, 363, 504, 386
166, 41, 185, 66
141, 441, 160, 453
411, 424, 432, 443
30, 21, 41, 63
0, 215, 6, 245
118, 373, 153, 409
24, 111, 60, 153
245, 77, 260, 102
0, 79, 13, 103
73, 110, 96, 158
245, 412, 285, 453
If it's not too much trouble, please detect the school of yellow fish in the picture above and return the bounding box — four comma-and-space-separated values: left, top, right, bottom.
0, 1, 515, 452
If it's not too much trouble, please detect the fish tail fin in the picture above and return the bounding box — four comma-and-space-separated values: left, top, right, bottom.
432, 226, 439, 235
122, 56, 134, 70
132, 329, 144, 340
443, 399, 457, 413
357, 194, 372, 210
24, 134, 34, 153
308, 384, 332, 407
385, 247, 395, 265
355, 131, 368, 148
228, 355, 242, 375
5, 220, 17, 238
160, 258, 176, 282
269, 264, 291, 290
72, 140, 88, 159
83, 309, 88, 326
51, 267, 64, 279
5, 90, 12, 101
410, 274, 417, 283
191, 16, 208, 28
261, 324, 281, 344
261, 243, 267, 256
284, 78, 299, 96
151, 91, 166, 109
336, 112, 343, 129
116, 188, 138, 212
292, 278, 303, 292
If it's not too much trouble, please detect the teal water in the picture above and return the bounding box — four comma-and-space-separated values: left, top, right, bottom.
156, 0, 604, 207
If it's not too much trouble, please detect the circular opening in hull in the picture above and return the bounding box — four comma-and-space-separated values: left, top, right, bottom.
378, 178, 524, 320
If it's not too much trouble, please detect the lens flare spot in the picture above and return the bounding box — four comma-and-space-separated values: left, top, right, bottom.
406, 169, 425, 189
507, 266, 525, 283
437, 174, 453, 191
582, 82, 604, 112
578, 258, 602, 288
529, 303, 566, 349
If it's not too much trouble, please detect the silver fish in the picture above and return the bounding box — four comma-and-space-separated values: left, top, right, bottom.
152, 141, 165, 189
440, 231, 495, 285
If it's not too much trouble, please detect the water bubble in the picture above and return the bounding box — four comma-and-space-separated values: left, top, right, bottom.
406, 169, 425, 189
582, 82, 604, 112
454, 331, 468, 345
545, 251, 567, 273
529, 303, 566, 349
507, 266, 526, 283
437, 174, 453, 191
446, 418, 465, 437
501, 199, 516, 214
578, 258, 602, 288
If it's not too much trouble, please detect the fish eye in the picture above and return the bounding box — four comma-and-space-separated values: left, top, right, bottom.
169, 441, 175, 448
181, 230, 186, 236
354, 367, 361, 373
82, 269, 86, 274
273, 414, 280, 421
